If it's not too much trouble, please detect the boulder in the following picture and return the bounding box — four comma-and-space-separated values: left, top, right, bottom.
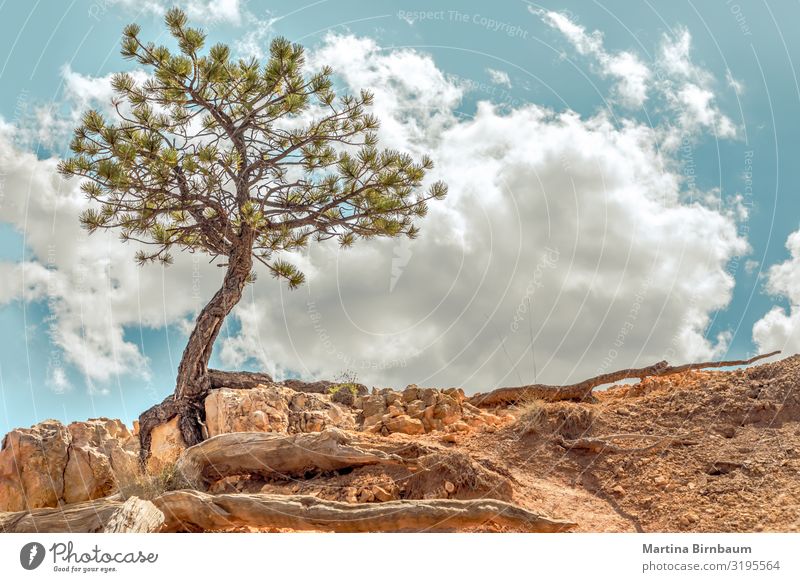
402, 385, 420, 403
406, 400, 426, 418
354, 386, 504, 435
466, 417, 486, 429
63, 418, 139, 503
372, 484, 398, 502
386, 405, 404, 418
420, 388, 439, 407
361, 394, 387, 419
63, 447, 115, 504
362, 413, 384, 429
432, 401, 461, 425
0, 418, 140, 512
384, 415, 425, 435
443, 388, 466, 403
147, 416, 186, 474
289, 411, 326, 433
282, 379, 367, 406
204, 385, 356, 438
205, 386, 289, 435
0, 420, 70, 511
385, 392, 402, 406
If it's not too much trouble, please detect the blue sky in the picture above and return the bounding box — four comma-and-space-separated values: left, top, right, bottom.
1, 0, 800, 435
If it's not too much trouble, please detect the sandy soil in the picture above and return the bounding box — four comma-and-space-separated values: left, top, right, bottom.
215, 355, 800, 532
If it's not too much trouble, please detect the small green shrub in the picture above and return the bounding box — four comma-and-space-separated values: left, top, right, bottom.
328, 369, 361, 398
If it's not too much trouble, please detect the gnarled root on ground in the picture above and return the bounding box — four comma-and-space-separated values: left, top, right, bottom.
471, 352, 780, 407
176, 428, 404, 488
154, 490, 577, 533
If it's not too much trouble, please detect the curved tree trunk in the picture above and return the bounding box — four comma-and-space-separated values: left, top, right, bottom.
138, 233, 254, 465
175, 240, 254, 402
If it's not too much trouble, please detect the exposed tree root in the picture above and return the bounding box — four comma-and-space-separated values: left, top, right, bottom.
137, 395, 205, 468
153, 490, 577, 532
138, 373, 369, 465
177, 428, 404, 489
1, 487, 575, 533
0, 498, 122, 533
103, 497, 165, 533
208, 369, 274, 389
470, 351, 780, 407
557, 433, 699, 454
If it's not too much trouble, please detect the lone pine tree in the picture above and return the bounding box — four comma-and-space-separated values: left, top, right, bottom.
59, 8, 447, 462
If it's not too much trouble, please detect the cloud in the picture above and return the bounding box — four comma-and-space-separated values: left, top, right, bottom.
234, 19, 276, 60
726, 70, 744, 94
306, 35, 463, 151
16, 65, 149, 152
753, 230, 800, 354
0, 31, 748, 395
0, 121, 229, 387
538, 9, 651, 109
537, 11, 736, 138
46, 365, 72, 394
655, 28, 736, 139
218, 34, 747, 389
106, 0, 242, 25
657, 28, 707, 82
486, 68, 512, 88
669, 83, 736, 138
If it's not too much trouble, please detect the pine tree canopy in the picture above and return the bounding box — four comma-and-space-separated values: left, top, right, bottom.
58, 8, 447, 288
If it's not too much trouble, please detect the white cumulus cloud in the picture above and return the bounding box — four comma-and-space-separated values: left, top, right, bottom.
217, 34, 747, 389
0, 121, 230, 388
753, 230, 800, 354
537, 11, 736, 139
486, 68, 512, 88
0, 31, 751, 395
105, 0, 242, 25
537, 9, 651, 109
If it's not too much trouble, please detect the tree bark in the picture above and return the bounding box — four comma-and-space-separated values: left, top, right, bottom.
154, 490, 577, 532
175, 239, 254, 403
176, 429, 403, 489
103, 497, 165, 533
138, 232, 254, 464
470, 351, 780, 407
0, 493, 575, 533
0, 498, 122, 533
207, 369, 274, 389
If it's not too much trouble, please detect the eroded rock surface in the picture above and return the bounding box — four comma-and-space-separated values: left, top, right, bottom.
146, 384, 359, 471
0, 418, 139, 512
147, 417, 186, 474
204, 384, 356, 436
358, 385, 508, 435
